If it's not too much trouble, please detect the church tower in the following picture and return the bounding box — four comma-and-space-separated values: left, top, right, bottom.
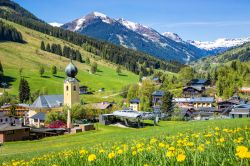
64, 61, 80, 108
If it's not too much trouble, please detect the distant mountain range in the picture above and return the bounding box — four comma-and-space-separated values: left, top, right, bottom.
59, 12, 210, 63
188, 38, 250, 54
50, 12, 250, 63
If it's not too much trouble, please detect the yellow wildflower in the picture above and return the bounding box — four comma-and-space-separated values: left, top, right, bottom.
215, 127, 220, 131
166, 151, 175, 158
117, 149, 123, 154
236, 146, 250, 159
176, 154, 186, 162
88, 154, 96, 162
99, 149, 105, 153
219, 137, 225, 143
198, 144, 205, 152
108, 152, 115, 159
132, 151, 137, 156
168, 147, 175, 151
150, 138, 157, 144
79, 149, 88, 155
159, 143, 165, 148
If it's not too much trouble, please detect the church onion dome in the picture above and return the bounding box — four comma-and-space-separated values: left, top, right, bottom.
65, 62, 78, 78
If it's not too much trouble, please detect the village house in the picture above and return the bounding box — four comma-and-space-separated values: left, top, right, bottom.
129, 98, 140, 111
173, 97, 215, 111
182, 86, 204, 97
89, 102, 114, 111
79, 85, 88, 94
187, 79, 210, 87
0, 124, 30, 142
229, 104, 250, 118
29, 112, 46, 128
152, 90, 164, 106
0, 103, 30, 117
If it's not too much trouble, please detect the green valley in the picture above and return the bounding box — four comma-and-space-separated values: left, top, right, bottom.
0, 19, 138, 102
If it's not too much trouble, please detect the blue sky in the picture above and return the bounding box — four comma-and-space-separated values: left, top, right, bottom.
14, 0, 250, 41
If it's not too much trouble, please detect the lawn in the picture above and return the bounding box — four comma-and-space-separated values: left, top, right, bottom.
0, 19, 138, 102
0, 118, 249, 164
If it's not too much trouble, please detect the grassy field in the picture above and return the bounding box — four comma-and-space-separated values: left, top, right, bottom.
0, 19, 138, 102
0, 118, 249, 165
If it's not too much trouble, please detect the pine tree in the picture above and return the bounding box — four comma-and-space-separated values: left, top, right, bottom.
39, 66, 45, 77
90, 62, 98, 74
46, 43, 51, 52
85, 57, 90, 64
51, 65, 57, 76
116, 66, 122, 75
139, 72, 143, 82
161, 90, 174, 113
40, 41, 45, 50
19, 78, 30, 103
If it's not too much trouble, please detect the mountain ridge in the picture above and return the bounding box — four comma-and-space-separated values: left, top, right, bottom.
62, 12, 210, 63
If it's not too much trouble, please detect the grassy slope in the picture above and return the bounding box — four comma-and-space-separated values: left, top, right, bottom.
0, 19, 138, 102
0, 118, 249, 162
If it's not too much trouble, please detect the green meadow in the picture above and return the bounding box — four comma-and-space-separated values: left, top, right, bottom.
0, 118, 249, 164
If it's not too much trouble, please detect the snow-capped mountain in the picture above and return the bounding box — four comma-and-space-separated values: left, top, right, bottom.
162, 32, 183, 43
188, 38, 250, 53
62, 12, 210, 63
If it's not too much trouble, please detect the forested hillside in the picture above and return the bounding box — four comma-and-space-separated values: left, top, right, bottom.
0, 0, 184, 74
192, 42, 250, 72
0, 20, 23, 42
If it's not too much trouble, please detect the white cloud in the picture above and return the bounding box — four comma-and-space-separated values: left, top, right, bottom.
49, 22, 63, 27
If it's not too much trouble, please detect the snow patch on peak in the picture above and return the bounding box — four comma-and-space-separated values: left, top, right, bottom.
92, 12, 107, 18
119, 18, 138, 31
49, 22, 63, 27
162, 32, 183, 42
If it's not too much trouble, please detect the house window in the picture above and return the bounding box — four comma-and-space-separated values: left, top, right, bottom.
74, 86, 76, 91
239, 114, 242, 118
66, 86, 69, 91
6, 130, 14, 135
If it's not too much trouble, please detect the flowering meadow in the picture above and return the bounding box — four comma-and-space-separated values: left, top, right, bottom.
4, 125, 250, 166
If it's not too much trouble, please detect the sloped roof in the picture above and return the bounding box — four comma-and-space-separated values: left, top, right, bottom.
130, 98, 140, 104
173, 97, 214, 103
0, 124, 29, 132
30, 112, 46, 121
31, 95, 63, 109
152, 90, 164, 96
89, 102, 113, 110
189, 79, 208, 85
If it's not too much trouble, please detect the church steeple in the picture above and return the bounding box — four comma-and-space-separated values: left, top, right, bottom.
64, 60, 80, 108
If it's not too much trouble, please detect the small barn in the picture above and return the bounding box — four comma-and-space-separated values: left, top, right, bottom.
0, 124, 30, 142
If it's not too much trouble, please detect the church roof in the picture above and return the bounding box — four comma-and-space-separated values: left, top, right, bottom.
30, 112, 46, 121
31, 95, 63, 109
